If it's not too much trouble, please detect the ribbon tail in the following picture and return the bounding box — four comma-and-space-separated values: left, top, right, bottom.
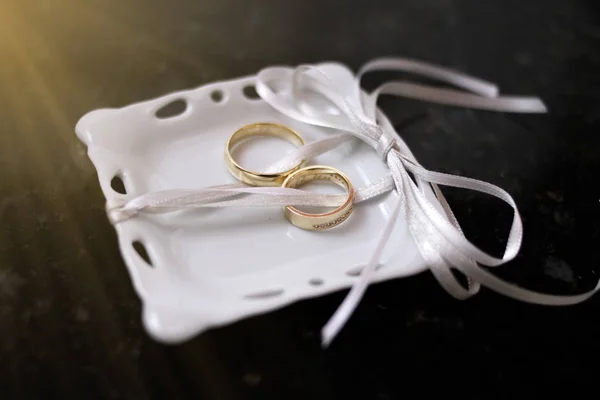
321, 195, 403, 347
357, 57, 500, 98
373, 82, 547, 114
390, 155, 481, 300
424, 249, 481, 300
456, 258, 600, 306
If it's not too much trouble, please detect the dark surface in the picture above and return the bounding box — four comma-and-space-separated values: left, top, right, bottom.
1, 0, 600, 399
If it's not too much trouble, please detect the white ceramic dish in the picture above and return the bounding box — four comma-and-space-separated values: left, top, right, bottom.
75, 62, 430, 344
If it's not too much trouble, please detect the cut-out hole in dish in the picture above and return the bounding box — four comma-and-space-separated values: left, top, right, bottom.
346, 264, 382, 277
133, 241, 153, 267
244, 289, 284, 299
210, 90, 224, 103
155, 98, 188, 119
346, 268, 361, 277
110, 175, 127, 194
242, 85, 260, 100
309, 278, 324, 286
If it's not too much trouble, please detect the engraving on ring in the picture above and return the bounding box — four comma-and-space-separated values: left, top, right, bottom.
312, 207, 353, 230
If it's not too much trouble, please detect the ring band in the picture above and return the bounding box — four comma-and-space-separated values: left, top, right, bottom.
282, 166, 354, 231
225, 123, 305, 186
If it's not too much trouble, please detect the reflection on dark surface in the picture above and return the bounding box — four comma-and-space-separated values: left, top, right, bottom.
1, 0, 599, 398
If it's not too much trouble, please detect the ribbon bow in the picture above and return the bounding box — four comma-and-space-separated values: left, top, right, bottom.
109, 57, 599, 346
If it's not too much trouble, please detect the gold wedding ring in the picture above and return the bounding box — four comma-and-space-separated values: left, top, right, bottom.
225, 123, 305, 186
282, 166, 354, 231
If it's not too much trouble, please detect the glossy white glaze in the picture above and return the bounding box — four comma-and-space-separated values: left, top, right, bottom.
75, 63, 429, 343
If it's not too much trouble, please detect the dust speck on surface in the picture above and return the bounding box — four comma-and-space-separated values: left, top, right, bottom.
0, 269, 24, 298
553, 209, 575, 229
243, 372, 262, 386
75, 305, 90, 322
514, 52, 533, 65
377, 391, 392, 400
406, 309, 463, 330
543, 257, 575, 284
130, 340, 142, 359
546, 191, 564, 203
35, 299, 52, 314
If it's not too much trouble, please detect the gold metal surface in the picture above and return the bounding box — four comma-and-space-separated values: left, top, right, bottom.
225, 123, 305, 186
282, 165, 354, 231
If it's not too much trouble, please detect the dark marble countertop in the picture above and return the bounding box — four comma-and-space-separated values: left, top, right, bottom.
1, 0, 599, 398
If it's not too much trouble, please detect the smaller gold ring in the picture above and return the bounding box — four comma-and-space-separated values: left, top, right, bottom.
225, 123, 305, 186
282, 166, 354, 231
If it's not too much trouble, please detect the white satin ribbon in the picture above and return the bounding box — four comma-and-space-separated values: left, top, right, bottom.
108, 57, 598, 347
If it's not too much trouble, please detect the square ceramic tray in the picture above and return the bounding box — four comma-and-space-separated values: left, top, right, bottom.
75, 62, 430, 343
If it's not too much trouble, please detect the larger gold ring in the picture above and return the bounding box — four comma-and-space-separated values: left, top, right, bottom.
282, 166, 354, 231
225, 123, 305, 186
